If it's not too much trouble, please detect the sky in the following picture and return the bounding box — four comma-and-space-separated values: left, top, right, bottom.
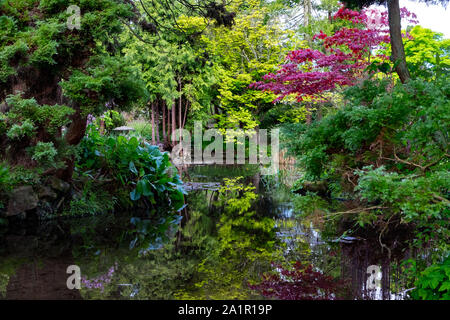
389, 0, 449, 37
279, 0, 449, 38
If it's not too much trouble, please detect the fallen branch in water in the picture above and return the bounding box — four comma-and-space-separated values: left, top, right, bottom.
328, 206, 388, 216
322, 206, 388, 222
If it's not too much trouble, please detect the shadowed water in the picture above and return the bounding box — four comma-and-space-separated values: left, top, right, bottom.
0, 165, 411, 300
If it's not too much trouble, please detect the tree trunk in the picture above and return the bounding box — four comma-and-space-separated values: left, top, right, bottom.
304, 0, 313, 46
178, 79, 183, 131
171, 102, 176, 146
179, 97, 182, 131
162, 100, 167, 142
167, 102, 171, 143
182, 100, 188, 129
155, 102, 160, 143
151, 102, 156, 142
58, 107, 87, 181
306, 104, 312, 125
387, 0, 411, 83
304, 0, 312, 26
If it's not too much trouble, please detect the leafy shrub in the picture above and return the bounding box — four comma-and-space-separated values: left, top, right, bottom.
8, 166, 41, 186
4, 94, 73, 135
95, 110, 126, 133
67, 182, 116, 217
115, 243, 198, 299
0, 163, 9, 191
6, 119, 35, 140
0, 163, 10, 210
78, 125, 185, 211
356, 167, 450, 223
284, 77, 450, 268
0, 94, 75, 169
285, 79, 450, 211
0, 113, 6, 136
283, 78, 449, 180
411, 256, 450, 300
31, 141, 58, 166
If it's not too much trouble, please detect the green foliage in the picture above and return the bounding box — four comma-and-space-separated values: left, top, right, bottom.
31, 141, 57, 166
61, 56, 147, 116
7, 166, 42, 186
95, 110, 126, 133
28, 20, 64, 66
115, 243, 198, 299
204, 0, 294, 132
128, 120, 152, 141
217, 177, 258, 214
0, 113, 5, 136
78, 125, 185, 211
1, 93, 75, 170
0, 163, 10, 209
215, 177, 276, 259
0, 273, 8, 298
6, 119, 35, 140
178, 177, 278, 299
404, 26, 450, 79
0, 0, 147, 180
66, 181, 115, 217
0, 163, 9, 191
293, 191, 330, 217
0, 40, 28, 83
283, 78, 449, 180
124, 8, 217, 130
411, 256, 450, 300
356, 167, 449, 222
0, 256, 27, 298
4, 94, 74, 134
284, 77, 450, 264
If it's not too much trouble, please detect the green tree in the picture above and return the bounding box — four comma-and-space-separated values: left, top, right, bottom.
404, 25, 450, 79
125, 9, 216, 145
341, 0, 449, 83
0, 0, 146, 180
203, 0, 295, 132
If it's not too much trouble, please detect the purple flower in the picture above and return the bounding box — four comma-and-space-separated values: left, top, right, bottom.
81, 263, 117, 293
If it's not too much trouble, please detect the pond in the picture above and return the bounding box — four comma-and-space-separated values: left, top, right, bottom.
0, 164, 411, 300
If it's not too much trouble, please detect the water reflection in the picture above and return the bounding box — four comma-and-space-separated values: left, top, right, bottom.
0, 164, 411, 300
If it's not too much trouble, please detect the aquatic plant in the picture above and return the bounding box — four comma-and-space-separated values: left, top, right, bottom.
77, 125, 186, 212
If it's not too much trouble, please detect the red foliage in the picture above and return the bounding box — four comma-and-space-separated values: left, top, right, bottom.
251, 6, 418, 102
249, 262, 348, 300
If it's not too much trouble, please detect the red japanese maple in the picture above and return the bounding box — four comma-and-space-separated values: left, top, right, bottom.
251, 6, 417, 102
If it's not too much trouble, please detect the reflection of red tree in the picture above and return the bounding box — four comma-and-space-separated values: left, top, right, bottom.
249, 262, 349, 300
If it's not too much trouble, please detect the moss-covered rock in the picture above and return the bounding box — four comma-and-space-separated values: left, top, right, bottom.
6, 186, 38, 217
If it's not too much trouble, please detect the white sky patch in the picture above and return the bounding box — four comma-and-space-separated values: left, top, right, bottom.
278, 1, 449, 38
373, 0, 449, 37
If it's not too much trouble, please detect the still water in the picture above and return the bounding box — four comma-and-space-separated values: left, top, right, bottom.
0, 165, 408, 300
